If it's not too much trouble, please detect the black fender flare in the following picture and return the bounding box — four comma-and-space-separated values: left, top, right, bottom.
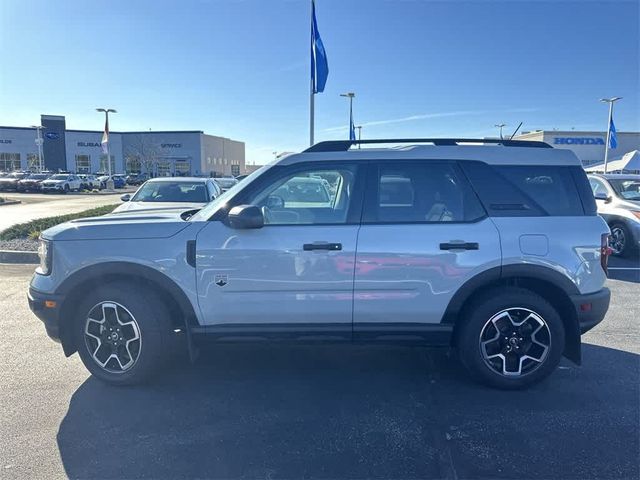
443, 264, 582, 364
56, 261, 198, 356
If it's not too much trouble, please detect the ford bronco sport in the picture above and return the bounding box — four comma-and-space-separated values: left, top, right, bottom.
28, 138, 611, 389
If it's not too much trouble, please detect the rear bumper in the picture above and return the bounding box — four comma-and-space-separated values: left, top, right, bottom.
28, 287, 64, 343
570, 287, 610, 334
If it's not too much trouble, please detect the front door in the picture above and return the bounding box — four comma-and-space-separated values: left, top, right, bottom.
353, 160, 501, 335
195, 161, 365, 330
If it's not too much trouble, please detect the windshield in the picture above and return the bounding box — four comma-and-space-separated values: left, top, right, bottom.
29, 174, 49, 180
131, 181, 209, 203
609, 179, 640, 200
190, 164, 271, 221
215, 178, 237, 187
49, 174, 69, 180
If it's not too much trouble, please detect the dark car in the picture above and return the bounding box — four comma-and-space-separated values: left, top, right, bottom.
0, 172, 28, 191
17, 173, 51, 192
126, 173, 148, 186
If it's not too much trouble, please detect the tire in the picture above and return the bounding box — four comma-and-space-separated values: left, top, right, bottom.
73, 282, 173, 385
64, 184, 70, 193
609, 223, 634, 257
456, 287, 565, 390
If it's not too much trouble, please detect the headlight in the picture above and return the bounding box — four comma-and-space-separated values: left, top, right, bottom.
37, 238, 52, 276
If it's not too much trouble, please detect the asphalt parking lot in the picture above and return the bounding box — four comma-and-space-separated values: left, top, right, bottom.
0, 262, 638, 479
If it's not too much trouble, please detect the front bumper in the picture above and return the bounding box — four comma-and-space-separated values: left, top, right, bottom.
28, 287, 64, 343
570, 287, 611, 334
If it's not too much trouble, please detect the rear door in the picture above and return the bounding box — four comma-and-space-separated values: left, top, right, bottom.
353, 160, 502, 336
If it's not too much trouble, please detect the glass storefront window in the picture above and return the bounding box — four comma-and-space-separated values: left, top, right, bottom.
126, 156, 141, 174
175, 160, 190, 176
75, 155, 91, 173
99, 155, 116, 174
0, 153, 21, 171
27, 153, 41, 171
156, 160, 171, 177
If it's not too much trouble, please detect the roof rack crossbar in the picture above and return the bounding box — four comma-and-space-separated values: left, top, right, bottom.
304, 138, 552, 152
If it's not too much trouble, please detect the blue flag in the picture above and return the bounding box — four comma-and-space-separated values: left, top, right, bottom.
609, 117, 617, 149
349, 107, 356, 141
311, 0, 328, 94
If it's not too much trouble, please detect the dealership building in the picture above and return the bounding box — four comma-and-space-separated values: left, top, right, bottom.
513, 130, 640, 166
0, 115, 245, 177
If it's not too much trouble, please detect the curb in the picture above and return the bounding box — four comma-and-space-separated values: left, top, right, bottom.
0, 199, 21, 206
0, 250, 38, 264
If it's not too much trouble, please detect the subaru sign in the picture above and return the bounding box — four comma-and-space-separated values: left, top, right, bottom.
45, 132, 60, 140
554, 137, 605, 145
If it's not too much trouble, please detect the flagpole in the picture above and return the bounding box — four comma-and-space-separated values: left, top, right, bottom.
309, 0, 314, 147
604, 101, 613, 174
600, 96, 622, 174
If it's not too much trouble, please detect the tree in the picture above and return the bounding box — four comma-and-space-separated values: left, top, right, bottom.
124, 135, 161, 175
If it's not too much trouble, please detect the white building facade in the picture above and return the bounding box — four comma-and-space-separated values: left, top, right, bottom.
514, 130, 640, 166
0, 115, 245, 177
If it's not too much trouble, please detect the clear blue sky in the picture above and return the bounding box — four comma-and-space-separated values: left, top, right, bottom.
1, 0, 638, 164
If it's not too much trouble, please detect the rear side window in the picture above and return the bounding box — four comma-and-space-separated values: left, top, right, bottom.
363, 162, 486, 223
460, 162, 588, 216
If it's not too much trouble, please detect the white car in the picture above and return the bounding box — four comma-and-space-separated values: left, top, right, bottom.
30, 138, 610, 389
112, 177, 221, 213
214, 176, 239, 192
40, 173, 82, 193
77, 174, 101, 190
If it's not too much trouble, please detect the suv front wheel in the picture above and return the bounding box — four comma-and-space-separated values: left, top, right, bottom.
74, 282, 172, 385
457, 287, 565, 389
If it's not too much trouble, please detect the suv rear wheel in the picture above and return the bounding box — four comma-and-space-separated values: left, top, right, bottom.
74, 282, 172, 385
457, 287, 565, 389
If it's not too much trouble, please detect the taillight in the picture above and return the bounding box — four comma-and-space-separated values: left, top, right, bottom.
600, 233, 612, 275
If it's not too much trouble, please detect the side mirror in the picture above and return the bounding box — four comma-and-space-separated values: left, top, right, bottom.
594, 192, 611, 203
227, 205, 264, 229
120, 194, 131, 202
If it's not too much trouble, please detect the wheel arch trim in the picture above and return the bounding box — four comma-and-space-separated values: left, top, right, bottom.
55, 261, 198, 356
443, 264, 582, 364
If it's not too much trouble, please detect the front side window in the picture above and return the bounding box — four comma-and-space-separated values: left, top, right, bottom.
365, 162, 485, 223
244, 165, 358, 225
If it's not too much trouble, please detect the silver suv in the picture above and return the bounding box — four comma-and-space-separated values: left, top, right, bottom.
28, 139, 611, 389
588, 174, 640, 257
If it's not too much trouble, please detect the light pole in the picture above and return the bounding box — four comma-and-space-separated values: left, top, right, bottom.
600, 97, 622, 173
96, 108, 117, 189
340, 92, 355, 141
31, 125, 45, 172
355, 125, 362, 148
494, 123, 506, 140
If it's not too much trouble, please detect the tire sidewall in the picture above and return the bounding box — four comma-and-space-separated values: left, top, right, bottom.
73, 283, 168, 385
610, 223, 631, 257
458, 288, 565, 390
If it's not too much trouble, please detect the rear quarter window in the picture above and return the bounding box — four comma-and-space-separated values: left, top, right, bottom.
460, 162, 589, 216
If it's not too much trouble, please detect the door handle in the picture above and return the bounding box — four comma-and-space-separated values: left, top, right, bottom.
303, 242, 342, 251
439, 241, 479, 251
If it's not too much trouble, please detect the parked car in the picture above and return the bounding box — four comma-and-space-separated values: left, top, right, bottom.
77, 174, 101, 190
112, 177, 221, 213
17, 173, 51, 192
126, 173, 148, 186
29, 138, 610, 389
588, 173, 640, 257
41, 173, 82, 193
97, 174, 126, 189
0, 172, 29, 191
214, 176, 238, 192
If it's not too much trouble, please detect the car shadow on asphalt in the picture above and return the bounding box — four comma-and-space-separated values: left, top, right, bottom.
57, 344, 639, 480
